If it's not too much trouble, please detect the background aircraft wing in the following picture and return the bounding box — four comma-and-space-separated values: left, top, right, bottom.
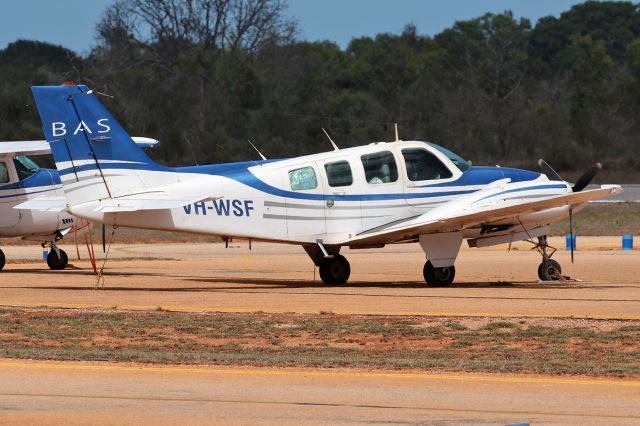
347, 185, 622, 245
0, 137, 159, 156
14, 196, 68, 212
0, 140, 50, 156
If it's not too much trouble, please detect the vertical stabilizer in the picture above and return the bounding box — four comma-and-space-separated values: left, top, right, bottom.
31, 84, 176, 207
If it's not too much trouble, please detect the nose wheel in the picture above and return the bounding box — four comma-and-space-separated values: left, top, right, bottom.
538, 259, 562, 281
423, 260, 455, 287
0, 249, 5, 271
46, 247, 69, 270
534, 236, 563, 281
319, 254, 350, 285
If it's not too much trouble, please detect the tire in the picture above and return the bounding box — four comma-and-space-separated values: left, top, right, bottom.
319, 254, 350, 285
0, 249, 5, 271
47, 249, 68, 270
423, 260, 455, 287
538, 259, 562, 281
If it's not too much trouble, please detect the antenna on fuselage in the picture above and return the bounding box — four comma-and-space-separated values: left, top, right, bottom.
321, 128, 340, 151
247, 139, 267, 160
394, 123, 400, 141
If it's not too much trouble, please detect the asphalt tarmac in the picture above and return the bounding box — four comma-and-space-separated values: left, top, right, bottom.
1, 360, 639, 425
1, 237, 639, 424
1, 238, 639, 319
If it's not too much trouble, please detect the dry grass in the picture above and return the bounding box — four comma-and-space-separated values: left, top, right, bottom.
1, 308, 639, 377
551, 202, 640, 236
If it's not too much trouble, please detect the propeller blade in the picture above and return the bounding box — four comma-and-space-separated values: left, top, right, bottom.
538, 159, 563, 181
569, 208, 574, 263
102, 224, 106, 253
572, 163, 602, 192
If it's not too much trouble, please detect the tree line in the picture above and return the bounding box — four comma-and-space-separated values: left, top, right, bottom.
1, 0, 640, 181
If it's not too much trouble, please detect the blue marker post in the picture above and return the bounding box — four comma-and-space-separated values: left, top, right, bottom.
42, 249, 48, 260
622, 234, 633, 250
565, 233, 576, 251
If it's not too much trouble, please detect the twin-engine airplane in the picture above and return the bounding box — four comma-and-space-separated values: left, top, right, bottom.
21, 84, 622, 286
0, 137, 158, 271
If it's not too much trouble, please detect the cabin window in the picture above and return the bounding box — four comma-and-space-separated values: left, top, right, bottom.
361, 151, 398, 184
324, 161, 353, 187
13, 155, 40, 181
289, 166, 318, 190
0, 161, 9, 183
402, 148, 453, 181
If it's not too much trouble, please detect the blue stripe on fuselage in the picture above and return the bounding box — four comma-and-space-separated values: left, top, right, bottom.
54, 160, 547, 202
0, 168, 60, 191
475, 183, 569, 202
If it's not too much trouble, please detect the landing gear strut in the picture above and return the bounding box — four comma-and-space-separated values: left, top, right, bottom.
0, 248, 5, 271
423, 260, 455, 287
534, 236, 562, 281
45, 241, 68, 271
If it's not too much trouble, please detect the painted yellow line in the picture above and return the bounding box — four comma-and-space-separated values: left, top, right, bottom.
0, 360, 638, 387
3, 301, 640, 320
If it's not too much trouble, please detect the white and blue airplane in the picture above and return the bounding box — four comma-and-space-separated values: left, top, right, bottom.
19, 84, 622, 286
0, 136, 158, 271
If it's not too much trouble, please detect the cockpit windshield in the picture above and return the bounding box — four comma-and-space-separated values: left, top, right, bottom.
13, 155, 40, 180
426, 142, 471, 172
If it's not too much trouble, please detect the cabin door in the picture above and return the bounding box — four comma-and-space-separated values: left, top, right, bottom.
320, 158, 362, 240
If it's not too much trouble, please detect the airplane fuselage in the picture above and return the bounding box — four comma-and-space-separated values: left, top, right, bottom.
0, 167, 74, 239
64, 141, 577, 246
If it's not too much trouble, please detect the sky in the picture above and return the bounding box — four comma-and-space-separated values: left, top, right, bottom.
0, 0, 586, 54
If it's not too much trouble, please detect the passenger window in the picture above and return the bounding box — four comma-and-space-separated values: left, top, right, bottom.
13, 155, 40, 181
361, 151, 398, 184
289, 166, 318, 190
0, 161, 9, 183
324, 161, 353, 187
402, 148, 453, 181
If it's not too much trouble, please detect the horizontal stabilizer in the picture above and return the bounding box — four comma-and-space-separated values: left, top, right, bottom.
14, 196, 68, 212
94, 192, 217, 212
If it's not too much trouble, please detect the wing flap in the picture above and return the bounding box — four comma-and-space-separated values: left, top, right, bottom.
349, 185, 622, 245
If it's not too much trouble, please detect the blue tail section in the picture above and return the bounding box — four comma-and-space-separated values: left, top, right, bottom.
31, 84, 176, 205
31, 84, 165, 171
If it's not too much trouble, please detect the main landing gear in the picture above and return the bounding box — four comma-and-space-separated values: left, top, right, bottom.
0, 244, 68, 272
305, 243, 351, 285
319, 254, 350, 285
534, 235, 562, 281
423, 260, 455, 287
44, 242, 69, 271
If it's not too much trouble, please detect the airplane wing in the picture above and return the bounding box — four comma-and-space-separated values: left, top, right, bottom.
0, 137, 159, 156
348, 185, 623, 245
13, 196, 68, 212
0, 140, 51, 156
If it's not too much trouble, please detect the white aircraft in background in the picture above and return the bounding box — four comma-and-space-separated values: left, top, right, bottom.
0, 137, 158, 271
20, 84, 622, 286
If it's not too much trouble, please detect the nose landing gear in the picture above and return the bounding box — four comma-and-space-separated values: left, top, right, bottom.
0, 248, 5, 271
534, 236, 562, 281
44, 241, 68, 271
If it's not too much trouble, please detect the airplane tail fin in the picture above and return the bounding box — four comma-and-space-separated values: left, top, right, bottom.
31, 84, 177, 208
